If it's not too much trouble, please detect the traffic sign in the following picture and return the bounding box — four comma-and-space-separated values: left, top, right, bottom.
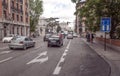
101, 17, 111, 32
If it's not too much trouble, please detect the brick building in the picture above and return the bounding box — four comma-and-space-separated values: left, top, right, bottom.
0, 0, 30, 40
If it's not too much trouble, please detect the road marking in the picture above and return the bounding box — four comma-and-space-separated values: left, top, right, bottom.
0, 47, 8, 50
0, 51, 11, 55
0, 57, 13, 63
53, 40, 71, 75
27, 51, 48, 65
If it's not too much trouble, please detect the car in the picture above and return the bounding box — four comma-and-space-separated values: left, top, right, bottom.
67, 34, 73, 39
43, 34, 52, 41
47, 35, 63, 47
2, 34, 16, 43
73, 33, 78, 38
9, 36, 35, 50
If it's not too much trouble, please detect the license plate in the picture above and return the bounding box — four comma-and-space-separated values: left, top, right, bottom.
51, 41, 56, 43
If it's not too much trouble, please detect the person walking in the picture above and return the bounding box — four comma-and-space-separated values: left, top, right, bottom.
86, 32, 90, 42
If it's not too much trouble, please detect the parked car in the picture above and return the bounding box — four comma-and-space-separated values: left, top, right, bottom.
9, 36, 35, 50
43, 34, 52, 41
2, 34, 16, 43
47, 35, 63, 47
67, 34, 73, 39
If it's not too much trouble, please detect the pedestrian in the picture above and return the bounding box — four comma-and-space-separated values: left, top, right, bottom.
86, 32, 90, 42
90, 33, 94, 43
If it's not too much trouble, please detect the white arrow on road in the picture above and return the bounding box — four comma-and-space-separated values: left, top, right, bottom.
27, 51, 48, 65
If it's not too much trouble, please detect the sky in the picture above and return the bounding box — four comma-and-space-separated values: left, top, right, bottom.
42, 0, 76, 23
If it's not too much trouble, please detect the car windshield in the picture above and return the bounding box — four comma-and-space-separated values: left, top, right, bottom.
46, 34, 51, 37
12, 37, 25, 41
49, 36, 59, 40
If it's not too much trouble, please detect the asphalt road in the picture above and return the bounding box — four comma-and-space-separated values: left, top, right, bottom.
0, 37, 110, 76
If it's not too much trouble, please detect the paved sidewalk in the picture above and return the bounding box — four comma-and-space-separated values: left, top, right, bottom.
82, 38, 120, 76
0, 41, 9, 50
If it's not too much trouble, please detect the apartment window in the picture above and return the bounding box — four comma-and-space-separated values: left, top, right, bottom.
17, 15, 19, 21
16, 3, 19, 10
26, 17, 28, 23
3, 10, 7, 18
20, 5, 22, 10
12, 13, 14, 20
21, 16, 23, 22
20, 0, 23, 4
11, 1, 14, 8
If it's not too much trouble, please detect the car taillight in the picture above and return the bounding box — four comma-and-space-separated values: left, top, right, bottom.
19, 41, 23, 44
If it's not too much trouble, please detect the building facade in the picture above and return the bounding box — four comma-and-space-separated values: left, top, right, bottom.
0, 0, 30, 40
59, 22, 69, 31
37, 17, 49, 36
76, 1, 86, 36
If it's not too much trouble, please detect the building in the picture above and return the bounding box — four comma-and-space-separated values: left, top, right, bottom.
0, 0, 30, 40
76, 1, 86, 36
59, 22, 68, 31
37, 17, 49, 36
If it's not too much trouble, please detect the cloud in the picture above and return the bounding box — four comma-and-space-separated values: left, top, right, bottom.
42, 0, 75, 22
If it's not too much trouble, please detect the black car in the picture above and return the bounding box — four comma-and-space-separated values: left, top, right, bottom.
43, 34, 52, 41
47, 35, 63, 47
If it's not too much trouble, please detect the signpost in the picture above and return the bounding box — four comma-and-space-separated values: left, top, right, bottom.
101, 17, 111, 51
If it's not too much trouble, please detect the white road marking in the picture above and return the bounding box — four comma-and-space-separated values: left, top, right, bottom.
53, 40, 71, 75
27, 51, 48, 65
0, 51, 11, 55
0, 47, 8, 50
0, 57, 13, 63
65, 49, 68, 52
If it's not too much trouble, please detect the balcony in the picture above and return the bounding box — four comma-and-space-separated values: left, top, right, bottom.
2, 1, 8, 9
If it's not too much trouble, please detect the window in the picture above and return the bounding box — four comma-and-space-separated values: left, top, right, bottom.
17, 15, 19, 21
3, 10, 7, 18
21, 16, 23, 22
16, 3, 19, 10
12, 13, 14, 20
26, 17, 28, 23
11, 1, 14, 8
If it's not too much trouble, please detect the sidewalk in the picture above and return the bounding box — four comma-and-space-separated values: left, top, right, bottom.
82, 38, 120, 76
0, 42, 9, 50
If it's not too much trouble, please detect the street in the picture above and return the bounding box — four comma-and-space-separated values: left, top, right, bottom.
0, 37, 110, 76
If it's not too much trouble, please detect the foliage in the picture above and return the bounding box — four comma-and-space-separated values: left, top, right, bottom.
116, 26, 120, 39
56, 25, 61, 33
29, 0, 43, 32
77, 0, 120, 39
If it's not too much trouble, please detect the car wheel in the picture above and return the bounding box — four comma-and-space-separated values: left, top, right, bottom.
9, 47, 13, 50
48, 44, 50, 47
33, 43, 35, 47
62, 43, 63, 46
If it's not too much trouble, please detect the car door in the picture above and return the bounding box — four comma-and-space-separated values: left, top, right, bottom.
24, 37, 30, 47
29, 38, 34, 47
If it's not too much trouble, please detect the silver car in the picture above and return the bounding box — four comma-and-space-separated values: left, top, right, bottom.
9, 36, 35, 50
67, 34, 73, 39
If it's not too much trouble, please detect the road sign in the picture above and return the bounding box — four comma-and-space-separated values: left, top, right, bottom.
101, 17, 111, 32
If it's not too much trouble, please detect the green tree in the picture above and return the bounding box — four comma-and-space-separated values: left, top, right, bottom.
71, 0, 81, 33
29, 0, 43, 33
57, 25, 61, 33
78, 0, 120, 39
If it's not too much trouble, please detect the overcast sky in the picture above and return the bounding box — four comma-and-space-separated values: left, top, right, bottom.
42, 0, 76, 23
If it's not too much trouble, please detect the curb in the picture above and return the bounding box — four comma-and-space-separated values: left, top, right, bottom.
82, 38, 111, 76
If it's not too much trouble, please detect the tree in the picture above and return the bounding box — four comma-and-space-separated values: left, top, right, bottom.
78, 0, 120, 39
29, 0, 43, 33
57, 25, 61, 33
71, 0, 81, 33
